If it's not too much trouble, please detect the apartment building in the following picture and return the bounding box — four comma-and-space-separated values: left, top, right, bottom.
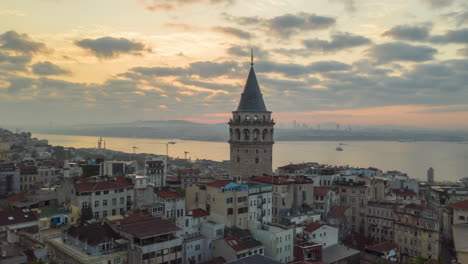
0, 163, 20, 197
186, 180, 249, 229
116, 213, 184, 264
248, 222, 294, 263
178, 169, 203, 189
155, 188, 186, 233
250, 175, 314, 224
145, 159, 164, 187
58, 176, 134, 219
442, 199, 468, 240
302, 222, 338, 248
394, 203, 440, 260
46, 222, 128, 264
336, 181, 369, 233
247, 182, 272, 225
313, 186, 337, 220
367, 201, 397, 242
212, 228, 264, 262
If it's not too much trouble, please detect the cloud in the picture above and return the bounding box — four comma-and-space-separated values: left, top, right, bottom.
368, 42, 437, 63
226, 46, 269, 59
0, 31, 47, 55
421, 0, 454, 8
212, 26, 251, 39
5, 76, 35, 94
254, 60, 351, 77
330, 0, 356, 13
458, 47, 468, 57
382, 25, 431, 41
224, 12, 335, 38
31, 61, 70, 76
75, 37, 151, 59
430, 28, 468, 44
140, 0, 235, 11
268, 13, 336, 37
130, 61, 240, 79
410, 105, 468, 113
0, 52, 31, 72
303, 32, 372, 53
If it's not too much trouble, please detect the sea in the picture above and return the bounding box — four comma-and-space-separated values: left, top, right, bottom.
33, 133, 468, 182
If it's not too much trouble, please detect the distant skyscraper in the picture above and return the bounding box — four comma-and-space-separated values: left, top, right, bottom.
229, 52, 274, 182
427, 167, 434, 183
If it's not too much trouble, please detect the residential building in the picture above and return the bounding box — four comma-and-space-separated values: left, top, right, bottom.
452, 223, 468, 264
18, 161, 39, 191
228, 60, 275, 181
248, 222, 294, 263
184, 208, 212, 264
186, 180, 249, 229
250, 175, 314, 224
145, 159, 164, 187
155, 188, 186, 233
302, 222, 338, 248
442, 199, 468, 241
58, 176, 134, 219
100, 160, 135, 177
362, 241, 399, 263
46, 222, 128, 264
366, 201, 397, 242
225, 254, 283, 264
427, 167, 434, 183
116, 213, 184, 264
313, 186, 337, 220
0, 163, 20, 197
247, 182, 272, 225
293, 239, 322, 263
387, 188, 418, 204
336, 181, 369, 233
394, 203, 440, 260
0, 208, 38, 236
178, 169, 203, 189
212, 228, 264, 262
326, 205, 351, 241
35, 204, 79, 241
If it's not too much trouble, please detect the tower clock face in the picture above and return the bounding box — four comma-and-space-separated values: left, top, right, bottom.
246, 115, 250, 121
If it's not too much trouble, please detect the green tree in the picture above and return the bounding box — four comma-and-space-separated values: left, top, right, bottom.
79, 205, 93, 224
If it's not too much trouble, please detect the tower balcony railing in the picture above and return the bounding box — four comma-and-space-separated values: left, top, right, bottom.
228, 119, 275, 126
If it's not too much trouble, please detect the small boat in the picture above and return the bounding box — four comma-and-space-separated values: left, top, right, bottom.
336, 147, 343, 151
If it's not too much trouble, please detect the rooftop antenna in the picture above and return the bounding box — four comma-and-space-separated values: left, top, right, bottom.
251, 48, 254, 66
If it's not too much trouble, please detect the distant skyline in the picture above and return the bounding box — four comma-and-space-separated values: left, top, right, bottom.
0, 0, 467, 130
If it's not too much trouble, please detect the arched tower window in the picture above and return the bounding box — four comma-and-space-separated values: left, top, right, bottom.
229, 129, 233, 139
270, 129, 274, 140
253, 129, 259, 141
237, 115, 241, 122
254, 115, 258, 121
262, 129, 268, 141
263, 115, 266, 121
255, 157, 259, 164
245, 115, 250, 121
243, 129, 250, 140
235, 129, 241, 140
237, 156, 240, 163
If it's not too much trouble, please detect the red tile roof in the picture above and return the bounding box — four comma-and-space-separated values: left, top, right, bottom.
187, 208, 209, 218
446, 200, 468, 210
314, 187, 331, 196
224, 236, 247, 252
366, 241, 398, 253
74, 176, 133, 192
391, 188, 416, 196
327, 205, 349, 218
156, 189, 184, 199
304, 222, 324, 232
206, 180, 233, 188
0, 209, 37, 227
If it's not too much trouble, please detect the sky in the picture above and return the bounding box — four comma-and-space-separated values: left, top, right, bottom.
0, 0, 467, 130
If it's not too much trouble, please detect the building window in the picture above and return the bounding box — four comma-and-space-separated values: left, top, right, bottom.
103, 200, 107, 206
94, 212, 99, 219
227, 208, 233, 215
112, 198, 117, 206
120, 197, 124, 204
95, 201, 99, 207
255, 157, 259, 164
227, 197, 233, 204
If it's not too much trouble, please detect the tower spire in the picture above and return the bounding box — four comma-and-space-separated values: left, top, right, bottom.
251, 48, 253, 66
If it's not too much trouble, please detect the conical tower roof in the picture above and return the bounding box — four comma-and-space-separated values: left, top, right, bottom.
236, 65, 268, 112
